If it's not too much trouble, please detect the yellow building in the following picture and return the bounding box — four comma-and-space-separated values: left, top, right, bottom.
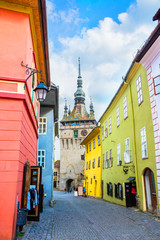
81, 126, 101, 197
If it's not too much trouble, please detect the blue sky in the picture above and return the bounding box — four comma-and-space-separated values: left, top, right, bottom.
46, 0, 159, 159
46, 0, 159, 124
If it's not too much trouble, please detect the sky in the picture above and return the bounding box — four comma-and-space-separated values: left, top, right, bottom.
46, 0, 160, 159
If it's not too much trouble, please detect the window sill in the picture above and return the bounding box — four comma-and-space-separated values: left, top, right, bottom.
142, 157, 148, 160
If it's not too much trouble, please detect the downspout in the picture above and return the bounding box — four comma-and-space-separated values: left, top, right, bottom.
125, 81, 140, 206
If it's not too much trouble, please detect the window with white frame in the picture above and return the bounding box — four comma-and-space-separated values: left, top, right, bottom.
93, 159, 95, 168
153, 75, 160, 95
98, 156, 100, 167
123, 96, 128, 119
86, 145, 88, 153
117, 143, 121, 165
98, 135, 100, 145
106, 151, 108, 168
93, 139, 95, 149
109, 117, 111, 134
109, 149, 112, 167
89, 142, 91, 151
89, 160, 91, 169
39, 117, 47, 134
105, 121, 108, 138
102, 126, 104, 140
140, 127, 148, 159
116, 106, 120, 127
136, 75, 143, 105
38, 150, 45, 168
86, 161, 88, 170
124, 138, 131, 163
103, 153, 105, 169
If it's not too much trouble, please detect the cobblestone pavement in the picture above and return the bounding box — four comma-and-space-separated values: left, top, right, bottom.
19, 191, 160, 240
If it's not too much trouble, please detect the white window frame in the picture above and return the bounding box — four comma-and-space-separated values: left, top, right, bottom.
86, 162, 88, 170
38, 149, 45, 168
117, 143, 121, 165
103, 153, 105, 169
93, 139, 95, 149
123, 96, 128, 119
89, 160, 91, 169
39, 117, 47, 134
124, 138, 131, 163
105, 121, 108, 138
141, 127, 148, 159
116, 106, 120, 127
136, 75, 143, 105
102, 126, 104, 140
89, 142, 91, 151
98, 135, 100, 145
93, 159, 95, 168
106, 151, 108, 168
109, 117, 111, 134
98, 156, 100, 167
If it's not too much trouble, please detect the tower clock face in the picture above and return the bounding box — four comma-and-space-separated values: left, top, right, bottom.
81, 129, 88, 136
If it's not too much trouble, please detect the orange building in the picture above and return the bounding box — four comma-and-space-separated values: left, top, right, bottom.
0, 1, 50, 239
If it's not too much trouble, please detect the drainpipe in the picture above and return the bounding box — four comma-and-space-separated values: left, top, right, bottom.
124, 81, 140, 205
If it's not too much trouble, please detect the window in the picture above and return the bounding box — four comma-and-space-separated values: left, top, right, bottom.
141, 127, 148, 159
115, 183, 123, 200
92, 159, 95, 168
38, 150, 45, 168
91, 178, 92, 184
93, 139, 95, 149
109, 149, 113, 167
123, 96, 128, 119
98, 157, 100, 167
62, 139, 64, 148
98, 135, 100, 145
106, 151, 109, 168
105, 121, 108, 138
39, 117, 47, 134
153, 75, 160, 95
89, 142, 91, 151
116, 106, 120, 127
103, 153, 105, 169
117, 144, 121, 165
102, 126, 104, 140
124, 138, 132, 163
86, 162, 88, 170
89, 160, 91, 169
107, 183, 113, 197
136, 75, 143, 105
74, 130, 78, 138
86, 145, 88, 153
81, 155, 85, 160
54, 172, 57, 176
109, 117, 111, 134
66, 139, 68, 149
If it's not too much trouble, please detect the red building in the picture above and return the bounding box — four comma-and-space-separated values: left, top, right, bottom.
0, 0, 50, 239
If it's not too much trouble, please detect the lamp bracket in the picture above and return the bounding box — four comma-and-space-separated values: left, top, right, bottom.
21, 61, 42, 89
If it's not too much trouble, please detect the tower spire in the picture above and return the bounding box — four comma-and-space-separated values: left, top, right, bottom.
63, 98, 68, 120
89, 97, 95, 119
74, 58, 85, 105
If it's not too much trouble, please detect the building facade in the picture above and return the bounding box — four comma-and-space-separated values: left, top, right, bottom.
0, 0, 50, 239
54, 160, 60, 189
38, 84, 59, 206
135, 9, 160, 213
99, 61, 158, 212
60, 59, 96, 191
81, 126, 101, 198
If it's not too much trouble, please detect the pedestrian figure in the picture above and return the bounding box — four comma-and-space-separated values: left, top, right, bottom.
65, 188, 66, 193
83, 187, 86, 197
69, 187, 72, 193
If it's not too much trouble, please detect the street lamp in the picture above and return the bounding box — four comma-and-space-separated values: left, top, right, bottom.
21, 61, 48, 102
34, 81, 48, 102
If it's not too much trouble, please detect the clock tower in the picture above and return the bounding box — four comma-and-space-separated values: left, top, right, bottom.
59, 58, 96, 190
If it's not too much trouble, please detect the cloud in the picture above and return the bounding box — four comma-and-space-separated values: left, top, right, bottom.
49, 0, 159, 122
46, 0, 88, 25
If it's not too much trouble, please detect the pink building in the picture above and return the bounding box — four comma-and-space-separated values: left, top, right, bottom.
0, 0, 50, 239
136, 9, 160, 212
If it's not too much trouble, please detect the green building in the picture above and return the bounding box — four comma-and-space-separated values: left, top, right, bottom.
99, 62, 158, 213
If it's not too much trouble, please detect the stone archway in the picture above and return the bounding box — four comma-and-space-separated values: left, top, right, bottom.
66, 179, 74, 192
144, 168, 157, 213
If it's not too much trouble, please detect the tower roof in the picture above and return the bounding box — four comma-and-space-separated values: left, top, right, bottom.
61, 59, 96, 124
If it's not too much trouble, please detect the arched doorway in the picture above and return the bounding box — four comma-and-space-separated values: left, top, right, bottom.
66, 179, 74, 192
144, 168, 157, 213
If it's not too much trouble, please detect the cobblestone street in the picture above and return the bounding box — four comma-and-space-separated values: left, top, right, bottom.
20, 191, 160, 240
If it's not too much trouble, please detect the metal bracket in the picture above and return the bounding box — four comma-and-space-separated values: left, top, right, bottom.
21, 61, 42, 89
